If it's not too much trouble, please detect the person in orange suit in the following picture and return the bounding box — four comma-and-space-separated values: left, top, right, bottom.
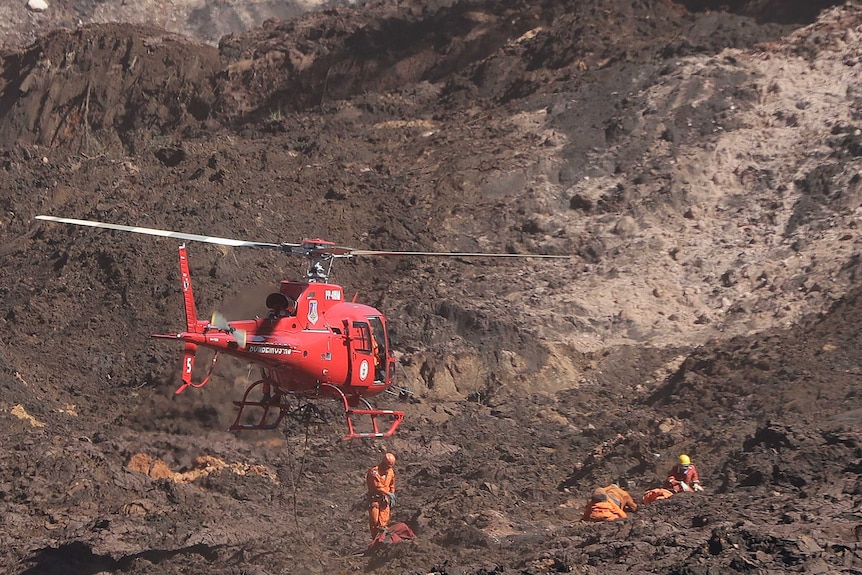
603, 483, 638, 513
367, 452, 396, 538
582, 488, 627, 522
664, 454, 704, 493
371, 333, 383, 381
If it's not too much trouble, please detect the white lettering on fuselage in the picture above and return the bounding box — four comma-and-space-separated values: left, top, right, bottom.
325, 289, 342, 301
248, 345, 293, 355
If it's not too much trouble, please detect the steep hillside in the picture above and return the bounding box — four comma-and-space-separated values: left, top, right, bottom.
0, 1, 860, 574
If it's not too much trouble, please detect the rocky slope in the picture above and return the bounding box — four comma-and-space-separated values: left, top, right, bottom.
0, 1, 860, 574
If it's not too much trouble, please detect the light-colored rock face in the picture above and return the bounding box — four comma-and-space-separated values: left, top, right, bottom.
26, 0, 49, 14
457, 5, 862, 354
1, 0, 331, 49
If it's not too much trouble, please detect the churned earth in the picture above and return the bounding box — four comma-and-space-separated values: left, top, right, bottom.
0, 1, 861, 574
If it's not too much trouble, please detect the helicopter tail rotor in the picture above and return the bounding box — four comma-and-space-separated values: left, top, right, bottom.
210, 311, 248, 348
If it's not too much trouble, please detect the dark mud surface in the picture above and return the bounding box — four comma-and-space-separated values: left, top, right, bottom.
0, 1, 860, 574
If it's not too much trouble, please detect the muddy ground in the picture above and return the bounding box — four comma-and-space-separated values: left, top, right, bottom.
1, 0, 861, 574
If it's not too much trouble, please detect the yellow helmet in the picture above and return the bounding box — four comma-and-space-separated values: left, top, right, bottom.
678, 454, 691, 465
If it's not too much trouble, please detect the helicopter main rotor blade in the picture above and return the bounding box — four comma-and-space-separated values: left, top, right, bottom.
35, 215, 289, 251
36, 215, 570, 259
345, 249, 570, 259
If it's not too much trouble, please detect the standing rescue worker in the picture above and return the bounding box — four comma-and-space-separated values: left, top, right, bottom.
582, 488, 627, 522
664, 454, 704, 492
367, 452, 396, 538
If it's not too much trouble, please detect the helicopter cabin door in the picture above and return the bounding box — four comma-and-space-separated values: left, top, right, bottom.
348, 317, 387, 386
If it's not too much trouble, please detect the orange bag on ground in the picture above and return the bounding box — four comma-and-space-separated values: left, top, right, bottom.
642, 488, 674, 505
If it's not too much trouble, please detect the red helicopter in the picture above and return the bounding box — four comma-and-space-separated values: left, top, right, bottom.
35, 215, 568, 439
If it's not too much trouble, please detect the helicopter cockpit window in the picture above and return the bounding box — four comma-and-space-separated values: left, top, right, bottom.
368, 317, 386, 353
367, 316, 386, 382
352, 322, 373, 354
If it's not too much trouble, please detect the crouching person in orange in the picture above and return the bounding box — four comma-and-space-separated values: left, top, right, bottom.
664, 454, 704, 493
582, 488, 627, 522
367, 452, 396, 539
604, 483, 638, 513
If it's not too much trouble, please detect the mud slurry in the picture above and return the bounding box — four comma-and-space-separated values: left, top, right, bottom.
1, 1, 861, 574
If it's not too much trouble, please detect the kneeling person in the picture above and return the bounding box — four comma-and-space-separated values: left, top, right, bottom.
604, 483, 638, 513
582, 488, 627, 522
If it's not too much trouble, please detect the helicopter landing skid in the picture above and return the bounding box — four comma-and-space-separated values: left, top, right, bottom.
228, 380, 404, 439
320, 383, 405, 440
228, 379, 291, 431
